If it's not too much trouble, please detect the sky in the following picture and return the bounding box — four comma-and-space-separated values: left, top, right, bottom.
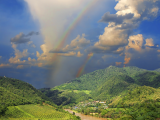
0, 0, 160, 89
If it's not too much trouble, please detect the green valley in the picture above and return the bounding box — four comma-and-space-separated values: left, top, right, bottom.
40, 66, 160, 119
1, 66, 160, 119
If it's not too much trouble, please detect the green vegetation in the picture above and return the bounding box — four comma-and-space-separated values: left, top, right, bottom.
0, 76, 80, 119
108, 86, 160, 119
42, 66, 160, 106
41, 66, 160, 119
1, 66, 160, 119
0, 104, 80, 120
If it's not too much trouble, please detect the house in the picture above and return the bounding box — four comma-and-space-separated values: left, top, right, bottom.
99, 101, 105, 104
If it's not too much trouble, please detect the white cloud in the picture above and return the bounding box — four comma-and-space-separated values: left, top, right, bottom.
126, 34, 143, 52
9, 43, 28, 64
90, 0, 160, 54
95, 26, 128, 47
28, 57, 36, 62
24, 0, 93, 57
62, 34, 90, 51
36, 51, 40, 57
0, 64, 10, 68
77, 51, 83, 57
145, 38, 154, 47
17, 65, 24, 69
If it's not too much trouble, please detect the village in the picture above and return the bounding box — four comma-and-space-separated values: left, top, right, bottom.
72, 100, 108, 113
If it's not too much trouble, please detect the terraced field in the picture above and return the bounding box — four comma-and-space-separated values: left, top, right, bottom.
0, 104, 79, 120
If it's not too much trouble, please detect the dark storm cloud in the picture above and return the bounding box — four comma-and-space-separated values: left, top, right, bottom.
26, 31, 39, 36
98, 12, 134, 24
86, 46, 118, 54
10, 31, 39, 44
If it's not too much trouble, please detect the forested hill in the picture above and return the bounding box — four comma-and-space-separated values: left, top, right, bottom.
41, 66, 160, 106
0, 76, 56, 114
0, 76, 81, 119
54, 66, 160, 90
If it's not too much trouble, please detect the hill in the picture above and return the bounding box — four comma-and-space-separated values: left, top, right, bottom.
108, 86, 160, 119
0, 104, 80, 120
0, 76, 54, 108
0, 76, 80, 119
41, 66, 160, 106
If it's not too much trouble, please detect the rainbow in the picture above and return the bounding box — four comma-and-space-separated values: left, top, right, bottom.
50, 0, 98, 62
76, 53, 94, 77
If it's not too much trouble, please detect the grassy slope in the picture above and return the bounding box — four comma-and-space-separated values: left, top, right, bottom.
0, 77, 80, 119
0, 104, 79, 120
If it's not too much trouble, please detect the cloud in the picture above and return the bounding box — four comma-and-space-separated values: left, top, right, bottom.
32, 44, 36, 48
115, 0, 159, 19
88, 53, 94, 57
145, 38, 154, 47
89, 0, 160, 54
28, 41, 33, 45
0, 56, 2, 59
10, 31, 39, 44
99, 12, 134, 24
62, 34, 90, 51
115, 62, 122, 66
77, 51, 83, 57
0, 64, 10, 68
26, 31, 39, 36
124, 56, 131, 65
122, 33, 160, 69
36, 51, 40, 57
96, 26, 129, 47
28, 57, 36, 62
126, 34, 143, 52
49, 50, 67, 53
113, 47, 124, 54
57, 51, 76, 57
125, 34, 158, 53
9, 43, 28, 64
157, 50, 160, 52
17, 65, 24, 69
24, 0, 93, 56
10, 32, 30, 44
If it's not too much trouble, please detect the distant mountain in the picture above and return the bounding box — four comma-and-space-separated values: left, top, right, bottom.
41, 66, 160, 106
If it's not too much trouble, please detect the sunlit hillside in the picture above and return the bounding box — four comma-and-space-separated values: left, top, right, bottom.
0, 77, 80, 120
